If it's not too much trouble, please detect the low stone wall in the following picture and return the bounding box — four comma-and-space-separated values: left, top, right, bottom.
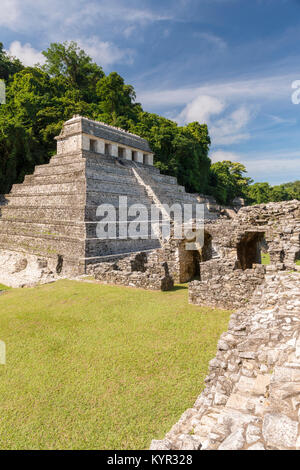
189, 260, 266, 309
151, 269, 300, 450
87, 250, 174, 291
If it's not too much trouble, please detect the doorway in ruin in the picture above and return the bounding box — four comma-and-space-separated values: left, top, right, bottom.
178, 231, 213, 282
237, 231, 266, 270
118, 146, 125, 158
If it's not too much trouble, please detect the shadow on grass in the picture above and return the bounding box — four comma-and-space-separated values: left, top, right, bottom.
169, 277, 201, 292
170, 285, 188, 291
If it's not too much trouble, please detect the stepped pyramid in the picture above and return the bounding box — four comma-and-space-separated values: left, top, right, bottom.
0, 116, 216, 278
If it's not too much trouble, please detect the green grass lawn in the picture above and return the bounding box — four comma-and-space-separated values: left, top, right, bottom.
0, 280, 230, 450
0, 284, 11, 291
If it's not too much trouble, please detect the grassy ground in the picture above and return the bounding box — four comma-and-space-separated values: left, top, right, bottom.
261, 252, 300, 266
0, 284, 11, 291
261, 252, 271, 265
0, 280, 230, 450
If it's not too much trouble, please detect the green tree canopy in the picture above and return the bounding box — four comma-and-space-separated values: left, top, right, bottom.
208, 161, 253, 205
0, 42, 23, 81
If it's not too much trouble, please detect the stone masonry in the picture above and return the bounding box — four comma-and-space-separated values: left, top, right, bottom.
150, 200, 300, 450
151, 268, 300, 450
187, 200, 300, 309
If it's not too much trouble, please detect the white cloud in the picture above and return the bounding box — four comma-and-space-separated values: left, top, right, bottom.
178, 95, 225, 124
210, 149, 300, 184
138, 73, 294, 108
210, 150, 241, 163
0, 0, 171, 33
8, 41, 45, 66
76, 37, 134, 68
0, 0, 19, 27
195, 32, 227, 49
210, 106, 252, 145
177, 92, 252, 145
242, 156, 300, 184
1, 1, 167, 68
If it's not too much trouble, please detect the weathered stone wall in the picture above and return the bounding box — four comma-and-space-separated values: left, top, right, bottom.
189, 261, 266, 309
203, 200, 300, 269
151, 268, 300, 450
185, 200, 300, 309
87, 250, 174, 291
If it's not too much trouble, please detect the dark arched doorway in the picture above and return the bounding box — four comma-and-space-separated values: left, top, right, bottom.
237, 231, 265, 270
178, 231, 213, 282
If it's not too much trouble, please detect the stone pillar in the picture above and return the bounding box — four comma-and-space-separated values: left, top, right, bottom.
125, 148, 132, 161
111, 143, 118, 157
145, 154, 154, 166
136, 151, 144, 164
82, 135, 90, 151
97, 139, 105, 154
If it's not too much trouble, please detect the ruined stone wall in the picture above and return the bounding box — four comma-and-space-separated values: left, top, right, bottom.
87, 250, 174, 291
186, 200, 300, 309
189, 261, 266, 310
203, 200, 300, 268
151, 268, 300, 450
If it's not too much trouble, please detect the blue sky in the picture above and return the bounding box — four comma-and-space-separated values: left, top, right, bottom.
1, 0, 300, 184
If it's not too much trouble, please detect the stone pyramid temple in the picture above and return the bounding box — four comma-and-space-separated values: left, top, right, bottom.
0, 116, 215, 281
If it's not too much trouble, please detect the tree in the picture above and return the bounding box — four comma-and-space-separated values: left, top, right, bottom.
96, 72, 141, 125
0, 42, 23, 81
131, 113, 212, 194
246, 182, 273, 204
209, 161, 253, 205
42, 41, 104, 103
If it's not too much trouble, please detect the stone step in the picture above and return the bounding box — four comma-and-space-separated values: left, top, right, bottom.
11, 178, 147, 197
150, 173, 178, 185
0, 219, 86, 239
28, 169, 136, 186
0, 232, 85, 258
5, 192, 86, 206
0, 218, 164, 240
85, 155, 133, 171
1, 205, 85, 222
84, 248, 157, 265
85, 220, 162, 238
34, 160, 86, 176
85, 191, 151, 207
11, 180, 86, 195
1, 204, 161, 223
85, 237, 160, 258
25, 170, 86, 185
86, 179, 146, 196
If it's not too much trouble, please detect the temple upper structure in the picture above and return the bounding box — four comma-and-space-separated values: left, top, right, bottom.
55, 115, 154, 166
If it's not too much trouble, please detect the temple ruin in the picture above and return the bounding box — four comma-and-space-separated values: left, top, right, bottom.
0, 116, 299, 450
0, 115, 216, 286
